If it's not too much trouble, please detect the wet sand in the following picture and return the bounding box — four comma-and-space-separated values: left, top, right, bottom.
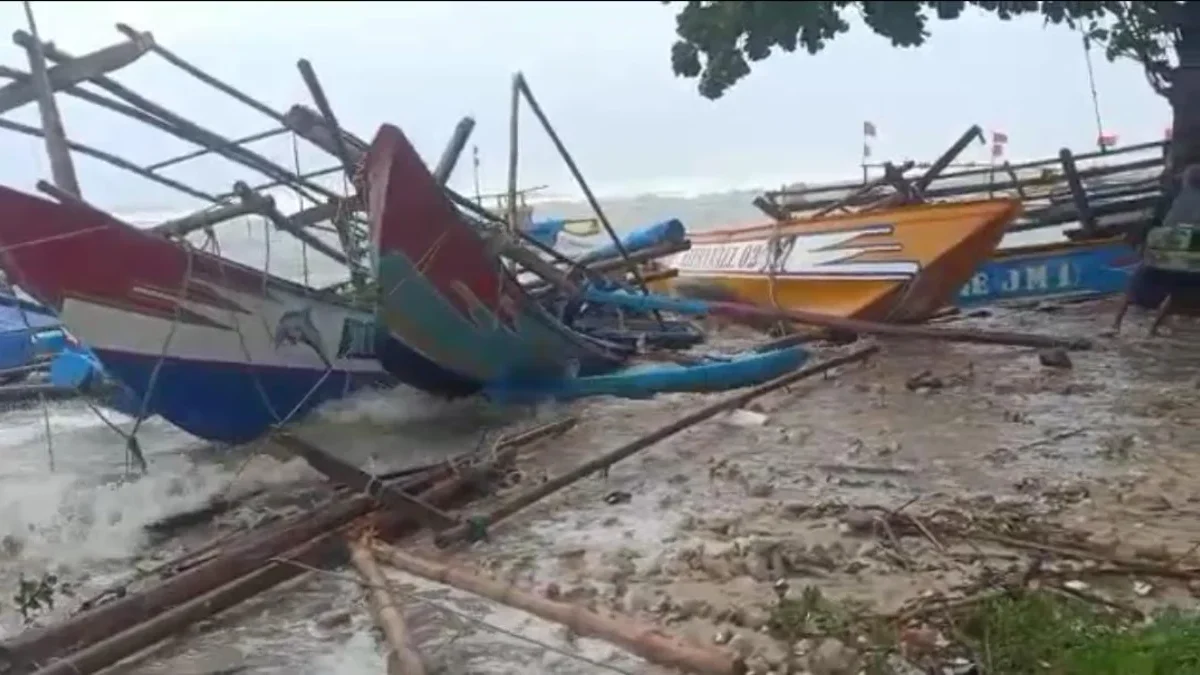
5, 297, 1200, 674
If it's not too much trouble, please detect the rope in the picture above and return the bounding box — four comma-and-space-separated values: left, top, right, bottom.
37, 392, 54, 473
270, 557, 638, 675
764, 218, 792, 336
291, 131, 312, 287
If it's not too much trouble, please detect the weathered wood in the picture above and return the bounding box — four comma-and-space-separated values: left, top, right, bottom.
1, 492, 378, 668
115, 23, 291, 125
514, 75, 651, 289
150, 200, 264, 238
1059, 148, 1098, 235
296, 59, 356, 178
913, 125, 984, 194
146, 126, 288, 171
273, 432, 457, 529
434, 345, 880, 548
506, 73, 522, 231
375, 543, 743, 675
284, 103, 370, 156
811, 161, 915, 218
0, 124, 216, 201
348, 540, 427, 675
433, 116, 475, 185
766, 138, 1167, 202
16, 2, 82, 196
12, 31, 336, 203
0, 29, 151, 115
232, 182, 353, 267
21, 467, 464, 675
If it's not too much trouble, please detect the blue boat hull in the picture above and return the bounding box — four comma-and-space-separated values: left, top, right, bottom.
485, 344, 808, 404
93, 348, 394, 444
956, 239, 1138, 307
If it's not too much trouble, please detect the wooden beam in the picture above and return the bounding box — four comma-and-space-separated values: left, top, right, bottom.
0, 30, 152, 115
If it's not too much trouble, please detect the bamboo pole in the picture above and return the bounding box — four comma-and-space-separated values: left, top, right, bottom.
432, 116, 475, 185
146, 126, 288, 171
434, 345, 879, 547
12, 31, 336, 203
0, 32, 151, 115
7, 419, 573, 671
19, 0, 80, 196
0, 117, 216, 202
505, 73, 521, 232
373, 543, 744, 675
513, 74, 658, 304
296, 59, 355, 178
912, 125, 985, 194
114, 23, 291, 125
349, 540, 427, 675
233, 181, 354, 267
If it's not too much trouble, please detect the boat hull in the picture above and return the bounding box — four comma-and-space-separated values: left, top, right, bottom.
654, 199, 1019, 323
0, 185, 467, 445
956, 238, 1138, 307
365, 123, 628, 388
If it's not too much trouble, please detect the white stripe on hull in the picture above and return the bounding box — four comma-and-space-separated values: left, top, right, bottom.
61, 281, 383, 373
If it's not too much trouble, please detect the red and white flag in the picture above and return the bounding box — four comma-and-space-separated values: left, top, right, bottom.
991, 143, 1005, 158
992, 130, 1009, 145
1098, 132, 1119, 148
863, 121, 877, 138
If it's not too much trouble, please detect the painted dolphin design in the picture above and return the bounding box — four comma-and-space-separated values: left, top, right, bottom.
273, 306, 331, 369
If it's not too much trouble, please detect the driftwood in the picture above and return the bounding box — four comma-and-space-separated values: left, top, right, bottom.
348, 539, 427, 675
434, 344, 879, 547
376, 543, 744, 675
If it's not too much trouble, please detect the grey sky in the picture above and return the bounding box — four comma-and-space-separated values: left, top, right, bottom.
0, 1, 1170, 215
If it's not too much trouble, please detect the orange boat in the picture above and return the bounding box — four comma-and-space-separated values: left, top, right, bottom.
649, 198, 1022, 324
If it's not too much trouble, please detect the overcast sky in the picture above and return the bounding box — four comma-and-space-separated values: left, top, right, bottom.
0, 1, 1171, 215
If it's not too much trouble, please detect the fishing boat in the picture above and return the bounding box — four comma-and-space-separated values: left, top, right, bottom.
956, 238, 1137, 307
365, 123, 633, 389
0, 289, 60, 380
0, 185, 474, 445
650, 199, 1021, 324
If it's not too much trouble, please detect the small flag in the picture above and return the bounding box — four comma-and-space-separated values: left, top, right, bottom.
992, 131, 1009, 145
991, 143, 1004, 158
863, 121, 877, 138
1098, 132, 1119, 148
863, 143, 872, 158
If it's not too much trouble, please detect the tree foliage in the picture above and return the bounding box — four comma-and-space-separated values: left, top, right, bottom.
667, 1, 1184, 101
